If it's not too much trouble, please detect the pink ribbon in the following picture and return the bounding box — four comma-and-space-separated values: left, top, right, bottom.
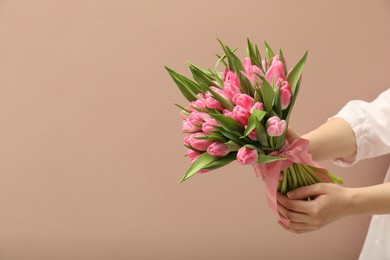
253, 138, 328, 225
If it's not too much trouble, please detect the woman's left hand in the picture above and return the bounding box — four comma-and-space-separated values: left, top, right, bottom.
277, 183, 355, 234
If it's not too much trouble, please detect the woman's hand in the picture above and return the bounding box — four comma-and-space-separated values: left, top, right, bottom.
277, 183, 355, 234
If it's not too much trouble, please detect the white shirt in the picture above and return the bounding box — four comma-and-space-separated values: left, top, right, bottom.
332, 88, 390, 260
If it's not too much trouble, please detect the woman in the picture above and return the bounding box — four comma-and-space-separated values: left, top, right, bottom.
277, 89, 390, 259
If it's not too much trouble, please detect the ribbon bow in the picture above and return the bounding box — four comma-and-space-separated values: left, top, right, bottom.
253, 138, 328, 225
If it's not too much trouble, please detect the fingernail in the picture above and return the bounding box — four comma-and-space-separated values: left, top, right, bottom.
287, 191, 294, 198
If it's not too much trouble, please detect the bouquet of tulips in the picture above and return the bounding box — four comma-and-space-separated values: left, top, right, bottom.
166, 39, 343, 223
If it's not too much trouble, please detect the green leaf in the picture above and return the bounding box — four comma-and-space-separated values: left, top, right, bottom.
259, 76, 275, 111
212, 114, 245, 134
215, 126, 246, 145
217, 39, 253, 96
273, 86, 282, 118
257, 154, 286, 164
195, 134, 227, 142
255, 44, 265, 73
242, 110, 267, 137
284, 79, 301, 121
247, 38, 262, 70
175, 103, 190, 113
165, 66, 200, 102
286, 51, 308, 94
278, 49, 288, 77
189, 63, 216, 88
206, 85, 234, 111
255, 119, 269, 148
204, 153, 237, 170
264, 41, 275, 61
245, 144, 265, 154
225, 140, 241, 151
179, 153, 218, 183
209, 70, 224, 89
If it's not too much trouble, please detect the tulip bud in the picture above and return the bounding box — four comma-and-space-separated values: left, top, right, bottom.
207, 142, 230, 157
232, 105, 251, 126
232, 93, 254, 111
188, 132, 214, 151
237, 146, 258, 165
265, 61, 285, 84
266, 116, 287, 137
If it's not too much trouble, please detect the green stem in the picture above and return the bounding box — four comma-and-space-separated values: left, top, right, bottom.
307, 166, 344, 184
281, 169, 288, 195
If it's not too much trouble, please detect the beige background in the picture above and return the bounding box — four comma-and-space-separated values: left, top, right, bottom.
0, 0, 389, 259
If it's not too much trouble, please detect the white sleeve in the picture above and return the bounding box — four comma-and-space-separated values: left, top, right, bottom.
330, 88, 390, 167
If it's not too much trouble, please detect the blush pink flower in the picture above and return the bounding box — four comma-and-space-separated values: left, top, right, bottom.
202, 118, 219, 135
186, 149, 201, 163
279, 81, 292, 109
190, 93, 207, 111
205, 94, 224, 111
237, 146, 258, 165
232, 105, 251, 126
223, 109, 234, 118
187, 113, 204, 126
248, 128, 257, 141
206, 87, 228, 100
223, 81, 241, 101
188, 132, 214, 151
223, 69, 239, 87
265, 60, 285, 84
232, 93, 254, 111
250, 102, 265, 112
266, 116, 287, 137
242, 57, 262, 85
183, 135, 192, 146
207, 142, 230, 157
182, 120, 201, 133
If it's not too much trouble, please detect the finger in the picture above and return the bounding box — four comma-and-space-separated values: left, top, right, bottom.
277, 221, 314, 234
277, 193, 313, 213
287, 183, 328, 200
285, 221, 320, 232
277, 202, 310, 223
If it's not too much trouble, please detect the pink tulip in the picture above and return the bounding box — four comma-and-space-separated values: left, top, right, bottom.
182, 120, 201, 133
183, 135, 192, 146
279, 81, 292, 109
180, 111, 189, 120
206, 87, 228, 100
188, 132, 214, 151
223, 81, 241, 101
248, 128, 257, 141
186, 150, 209, 174
266, 116, 287, 137
265, 61, 285, 84
186, 149, 200, 163
242, 57, 262, 85
187, 113, 204, 126
223, 109, 234, 118
232, 93, 254, 111
271, 55, 280, 63
232, 105, 251, 126
202, 118, 219, 135
190, 93, 207, 111
223, 69, 239, 87
207, 142, 230, 157
250, 102, 265, 112
237, 146, 258, 165
205, 96, 224, 111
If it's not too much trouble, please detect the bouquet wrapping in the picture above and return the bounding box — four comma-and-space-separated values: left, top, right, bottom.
166, 39, 343, 224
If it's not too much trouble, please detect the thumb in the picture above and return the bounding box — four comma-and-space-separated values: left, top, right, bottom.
287, 183, 327, 200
